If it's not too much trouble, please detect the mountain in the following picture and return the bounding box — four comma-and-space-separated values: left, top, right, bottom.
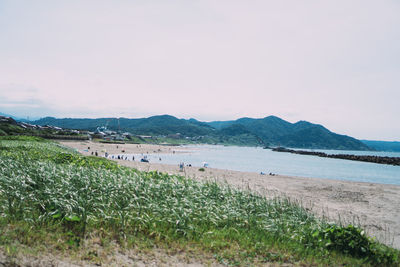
207, 120, 235, 130
208, 116, 371, 150
361, 140, 400, 152
32, 115, 371, 150
278, 125, 367, 150
33, 115, 216, 137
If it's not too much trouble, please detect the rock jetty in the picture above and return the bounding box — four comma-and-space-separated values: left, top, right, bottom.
272, 147, 400, 166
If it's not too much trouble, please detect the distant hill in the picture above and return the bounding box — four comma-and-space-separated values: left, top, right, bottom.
208, 116, 370, 150
33, 115, 216, 137
361, 140, 400, 152
33, 115, 372, 150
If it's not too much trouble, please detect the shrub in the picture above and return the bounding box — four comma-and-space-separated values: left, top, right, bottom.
315, 224, 399, 265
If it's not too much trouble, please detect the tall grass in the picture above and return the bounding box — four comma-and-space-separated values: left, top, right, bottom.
0, 138, 399, 265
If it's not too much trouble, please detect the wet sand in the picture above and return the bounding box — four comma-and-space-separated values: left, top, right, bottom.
59, 140, 400, 249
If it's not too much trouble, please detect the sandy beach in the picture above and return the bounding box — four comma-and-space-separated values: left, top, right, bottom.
59, 140, 400, 249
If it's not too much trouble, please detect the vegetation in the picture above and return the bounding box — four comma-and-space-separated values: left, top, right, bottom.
0, 121, 28, 136
0, 136, 398, 265
209, 117, 371, 150
362, 140, 400, 152
32, 115, 372, 150
0, 117, 87, 140
33, 115, 215, 137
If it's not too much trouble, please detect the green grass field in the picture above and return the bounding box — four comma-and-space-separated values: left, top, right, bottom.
0, 136, 399, 266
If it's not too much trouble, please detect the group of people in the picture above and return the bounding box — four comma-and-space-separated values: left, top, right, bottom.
260, 171, 276, 176
108, 154, 135, 161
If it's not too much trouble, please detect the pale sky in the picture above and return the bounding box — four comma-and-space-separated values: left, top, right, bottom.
0, 0, 399, 141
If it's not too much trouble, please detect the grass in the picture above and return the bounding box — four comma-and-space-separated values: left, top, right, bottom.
0, 136, 399, 266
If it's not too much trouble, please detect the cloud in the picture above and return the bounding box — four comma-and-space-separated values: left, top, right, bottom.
0, 1, 399, 140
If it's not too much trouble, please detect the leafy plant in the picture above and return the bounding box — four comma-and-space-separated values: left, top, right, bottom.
315, 224, 399, 265
0, 138, 398, 265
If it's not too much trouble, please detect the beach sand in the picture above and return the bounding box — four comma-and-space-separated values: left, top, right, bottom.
59, 140, 400, 249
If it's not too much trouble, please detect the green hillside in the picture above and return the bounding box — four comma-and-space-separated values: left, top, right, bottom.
209, 116, 371, 150
34, 115, 216, 137
361, 140, 400, 152
32, 115, 371, 150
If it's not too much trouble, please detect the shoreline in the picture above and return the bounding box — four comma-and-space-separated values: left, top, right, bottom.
59, 140, 400, 249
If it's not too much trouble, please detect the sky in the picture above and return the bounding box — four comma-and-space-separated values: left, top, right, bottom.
0, 0, 399, 141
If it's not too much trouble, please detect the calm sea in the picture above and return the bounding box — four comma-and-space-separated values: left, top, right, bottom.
125, 145, 400, 186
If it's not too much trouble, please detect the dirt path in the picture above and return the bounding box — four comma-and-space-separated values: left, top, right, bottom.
0, 247, 223, 267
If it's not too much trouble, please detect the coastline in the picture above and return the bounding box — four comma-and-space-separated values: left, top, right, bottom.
59, 140, 400, 249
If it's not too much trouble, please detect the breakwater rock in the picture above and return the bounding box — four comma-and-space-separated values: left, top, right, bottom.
272, 147, 400, 166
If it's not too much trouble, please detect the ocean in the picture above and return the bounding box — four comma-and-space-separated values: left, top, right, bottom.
125, 145, 400, 186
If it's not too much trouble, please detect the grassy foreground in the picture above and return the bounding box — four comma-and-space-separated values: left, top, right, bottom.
0, 137, 399, 266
